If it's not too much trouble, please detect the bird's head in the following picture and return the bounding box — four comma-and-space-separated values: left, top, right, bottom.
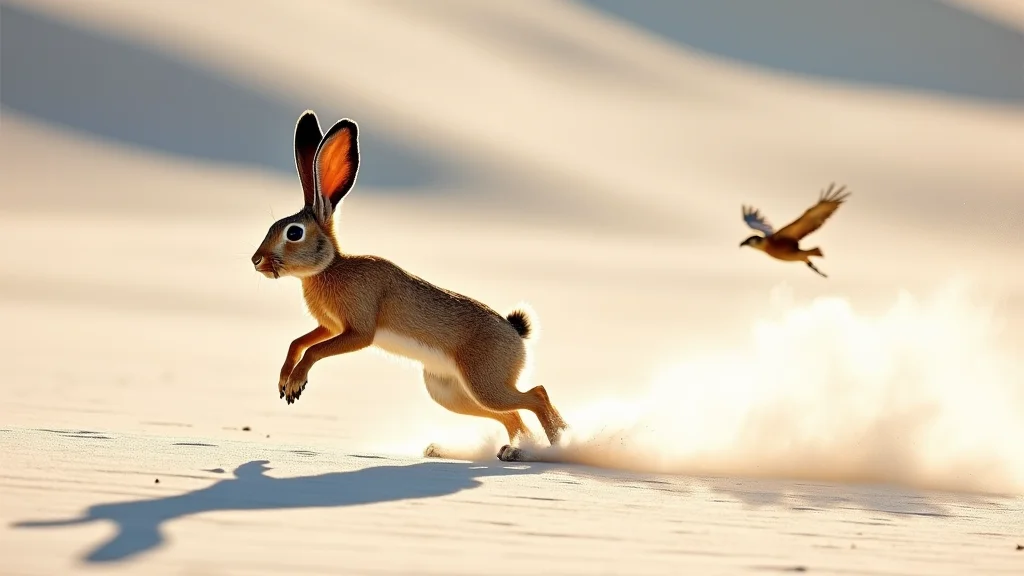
740, 235, 766, 250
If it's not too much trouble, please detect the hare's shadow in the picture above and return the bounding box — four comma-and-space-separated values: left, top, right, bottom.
12, 460, 539, 564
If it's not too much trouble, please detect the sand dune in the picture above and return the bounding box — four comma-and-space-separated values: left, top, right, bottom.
2, 1, 1023, 573
580, 0, 1024, 105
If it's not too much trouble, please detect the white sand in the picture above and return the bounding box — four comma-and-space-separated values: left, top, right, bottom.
2, 1, 1023, 574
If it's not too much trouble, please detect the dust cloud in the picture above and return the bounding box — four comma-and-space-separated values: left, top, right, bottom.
440, 279, 1024, 495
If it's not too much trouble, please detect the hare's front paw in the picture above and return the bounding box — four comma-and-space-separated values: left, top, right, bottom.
281, 373, 308, 405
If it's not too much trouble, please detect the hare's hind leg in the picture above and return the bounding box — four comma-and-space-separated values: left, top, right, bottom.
421, 371, 529, 458
456, 356, 568, 450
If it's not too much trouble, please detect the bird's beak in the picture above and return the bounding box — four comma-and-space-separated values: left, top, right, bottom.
739, 240, 748, 248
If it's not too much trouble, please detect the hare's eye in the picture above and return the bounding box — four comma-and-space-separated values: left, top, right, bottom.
285, 224, 305, 242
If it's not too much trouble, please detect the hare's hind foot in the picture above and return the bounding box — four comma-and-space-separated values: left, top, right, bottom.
497, 444, 525, 462
425, 443, 526, 462
423, 443, 448, 459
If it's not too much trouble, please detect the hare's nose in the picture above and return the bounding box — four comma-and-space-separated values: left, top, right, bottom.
252, 254, 264, 266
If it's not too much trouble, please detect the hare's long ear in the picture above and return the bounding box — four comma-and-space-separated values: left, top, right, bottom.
294, 111, 324, 208
313, 119, 360, 213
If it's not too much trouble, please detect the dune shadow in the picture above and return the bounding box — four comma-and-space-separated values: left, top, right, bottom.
0, 3, 455, 190
12, 459, 539, 564
579, 0, 1024, 106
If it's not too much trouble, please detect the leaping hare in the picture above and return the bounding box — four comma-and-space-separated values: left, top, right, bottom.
251, 110, 567, 461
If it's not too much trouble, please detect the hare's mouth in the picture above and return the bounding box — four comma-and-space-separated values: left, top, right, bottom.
256, 261, 280, 279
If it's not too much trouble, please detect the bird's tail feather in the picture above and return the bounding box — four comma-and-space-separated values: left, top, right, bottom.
808, 247, 823, 258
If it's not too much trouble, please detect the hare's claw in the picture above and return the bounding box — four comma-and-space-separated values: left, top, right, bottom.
283, 378, 307, 404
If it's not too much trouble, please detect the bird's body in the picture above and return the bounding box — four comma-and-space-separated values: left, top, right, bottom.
739, 183, 850, 278
761, 238, 821, 262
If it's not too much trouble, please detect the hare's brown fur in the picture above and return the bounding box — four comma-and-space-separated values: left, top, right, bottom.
251, 111, 566, 458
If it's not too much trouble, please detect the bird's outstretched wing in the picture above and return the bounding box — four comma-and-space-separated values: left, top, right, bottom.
742, 205, 774, 236
774, 183, 851, 241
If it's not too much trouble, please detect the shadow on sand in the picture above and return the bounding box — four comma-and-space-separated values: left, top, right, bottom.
12, 460, 540, 564
708, 479, 955, 517
702, 475, 1018, 525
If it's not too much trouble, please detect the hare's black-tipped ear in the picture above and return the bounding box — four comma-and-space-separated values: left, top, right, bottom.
313, 119, 360, 210
294, 111, 324, 208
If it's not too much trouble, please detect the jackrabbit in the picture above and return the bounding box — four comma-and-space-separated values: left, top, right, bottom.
251, 111, 567, 461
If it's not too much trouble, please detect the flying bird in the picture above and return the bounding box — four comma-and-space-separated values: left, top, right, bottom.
739, 183, 851, 278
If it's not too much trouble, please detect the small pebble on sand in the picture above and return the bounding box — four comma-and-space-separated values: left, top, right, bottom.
154, 478, 160, 484
242, 426, 251, 431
